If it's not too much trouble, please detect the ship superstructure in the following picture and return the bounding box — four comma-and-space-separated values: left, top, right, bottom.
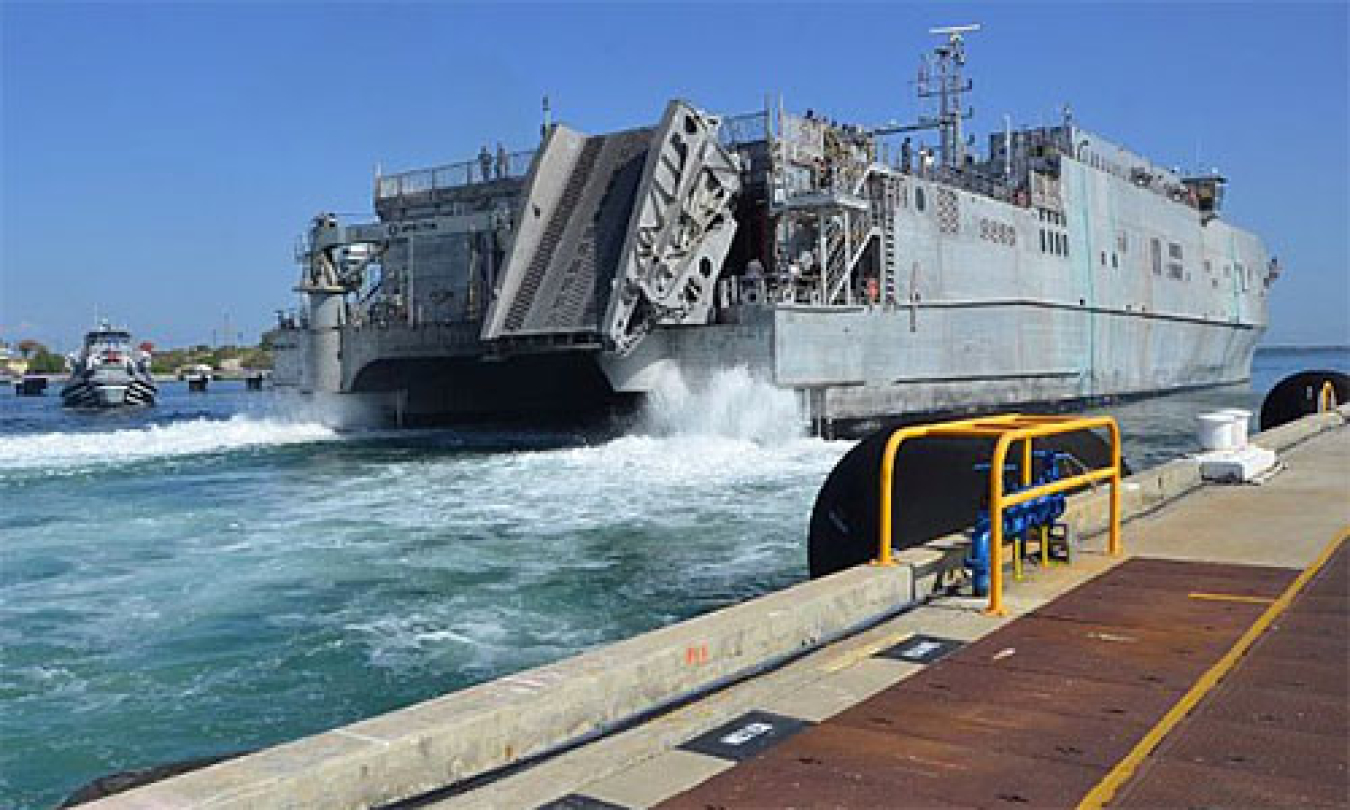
272, 27, 1276, 430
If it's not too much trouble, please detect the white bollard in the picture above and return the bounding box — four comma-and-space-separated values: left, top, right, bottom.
1197, 412, 1234, 451
1220, 408, 1252, 449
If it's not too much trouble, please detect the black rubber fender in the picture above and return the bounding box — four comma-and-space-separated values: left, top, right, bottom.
807, 419, 1124, 579
1258, 370, 1349, 431
61, 752, 250, 807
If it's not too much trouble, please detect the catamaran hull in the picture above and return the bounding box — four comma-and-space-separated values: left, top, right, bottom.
273, 298, 1261, 431
61, 377, 158, 410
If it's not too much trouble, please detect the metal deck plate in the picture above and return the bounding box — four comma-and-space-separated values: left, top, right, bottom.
873, 634, 963, 664
677, 711, 811, 762
656, 555, 1347, 808
830, 694, 1149, 769
1113, 760, 1348, 808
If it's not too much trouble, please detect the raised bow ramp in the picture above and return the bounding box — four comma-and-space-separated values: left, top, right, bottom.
480, 100, 740, 355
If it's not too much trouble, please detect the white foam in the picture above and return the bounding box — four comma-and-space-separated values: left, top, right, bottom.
0, 415, 338, 473
639, 365, 805, 444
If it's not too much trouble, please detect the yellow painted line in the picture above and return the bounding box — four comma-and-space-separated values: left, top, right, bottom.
1186, 592, 1276, 605
1077, 527, 1348, 810
820, 631, 914, 673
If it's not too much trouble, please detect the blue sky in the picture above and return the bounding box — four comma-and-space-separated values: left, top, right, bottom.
2, 1, 1346, 350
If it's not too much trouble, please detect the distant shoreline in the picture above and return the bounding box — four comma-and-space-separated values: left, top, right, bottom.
5, 372, 268, 384
1256, 345, 1350, 353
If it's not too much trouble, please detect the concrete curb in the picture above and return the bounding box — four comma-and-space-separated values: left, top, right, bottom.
90, 566, 924, 808
85, 408, 1348, 809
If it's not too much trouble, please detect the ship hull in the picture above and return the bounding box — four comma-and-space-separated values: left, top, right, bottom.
275, 298, 1260, 431
61, 374, 157, 410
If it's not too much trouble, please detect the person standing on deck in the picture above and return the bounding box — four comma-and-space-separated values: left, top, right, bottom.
478, 146, 492, 183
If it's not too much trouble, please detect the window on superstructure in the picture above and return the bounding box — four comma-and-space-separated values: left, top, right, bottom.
1166, 242, 1184, 279
1040, 230, 1046, 253
1151, 238, 1162, 275
915, 187, 926, 212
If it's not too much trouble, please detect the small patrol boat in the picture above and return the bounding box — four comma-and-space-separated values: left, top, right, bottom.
60, 321, 157, 409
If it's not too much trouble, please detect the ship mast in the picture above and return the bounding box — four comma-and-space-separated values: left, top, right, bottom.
918, 24, 980, 169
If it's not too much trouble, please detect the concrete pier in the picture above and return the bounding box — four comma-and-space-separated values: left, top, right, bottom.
82, 408, 1349, 809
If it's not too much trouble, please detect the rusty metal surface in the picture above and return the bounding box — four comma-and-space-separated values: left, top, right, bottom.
1158, 718, 1346, 785
663, 724, 1104, 810
1114, 544, 1349, 808
830, 696, 1149, 769
1245, 628, 1348, 667
657, 555, 1346, 808
1195, 678, 1349, 737
1282, 594, 1348, 614
1065, 563, 1295, 601
658, 755, 969, 809
873, 660, 1184, 726
1217, 651, 1347, 697
1112, 760, 1347, 808
1036, 583, 1267, 632
953, 620, 1223, 691
1266, 609, 1348, 641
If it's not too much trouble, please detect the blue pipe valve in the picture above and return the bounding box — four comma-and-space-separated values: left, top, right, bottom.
965, 452, 1071, 596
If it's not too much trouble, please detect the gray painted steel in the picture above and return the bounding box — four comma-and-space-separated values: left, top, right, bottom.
271, 38, 1271, 430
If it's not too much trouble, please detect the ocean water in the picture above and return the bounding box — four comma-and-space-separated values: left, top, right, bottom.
1, 348, 1345, 808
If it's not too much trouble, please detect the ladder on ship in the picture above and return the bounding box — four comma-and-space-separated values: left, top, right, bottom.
869, 174, 903, 304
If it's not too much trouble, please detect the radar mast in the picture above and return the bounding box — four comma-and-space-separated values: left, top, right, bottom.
918, 24, 980, 169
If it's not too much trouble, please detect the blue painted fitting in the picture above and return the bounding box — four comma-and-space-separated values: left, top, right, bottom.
966, 525, 990, 596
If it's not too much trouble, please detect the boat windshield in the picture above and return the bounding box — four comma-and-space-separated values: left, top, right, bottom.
85, 331, 132, 353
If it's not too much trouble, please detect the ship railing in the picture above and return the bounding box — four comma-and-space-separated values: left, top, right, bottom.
925, 165, 1017, 203
875, 414, 1122, 616
375, 149, 537, 200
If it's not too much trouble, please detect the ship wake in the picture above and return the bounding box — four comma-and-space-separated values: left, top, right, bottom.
0, 415, 338, 474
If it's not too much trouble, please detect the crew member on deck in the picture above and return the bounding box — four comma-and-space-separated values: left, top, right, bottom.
478, 146, 492, 183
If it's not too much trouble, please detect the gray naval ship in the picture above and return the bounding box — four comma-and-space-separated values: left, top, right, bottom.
272, 26, 1276, 432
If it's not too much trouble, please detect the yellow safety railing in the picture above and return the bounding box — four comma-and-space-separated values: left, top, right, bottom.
1318, 381, 1338, 412
876, 414, 1122, 616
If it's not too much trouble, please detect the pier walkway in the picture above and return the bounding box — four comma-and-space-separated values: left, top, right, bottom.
504, 425, 1349, 809
655, 546, 1345, 808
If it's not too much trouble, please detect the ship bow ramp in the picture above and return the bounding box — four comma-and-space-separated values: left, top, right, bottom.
481, 100, 741, 355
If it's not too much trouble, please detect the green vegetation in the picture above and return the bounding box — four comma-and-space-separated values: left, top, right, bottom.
149, 344, 273, 375
7, 340, 68, 373
7, 338, 272, 376
27, 347, 67, 374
